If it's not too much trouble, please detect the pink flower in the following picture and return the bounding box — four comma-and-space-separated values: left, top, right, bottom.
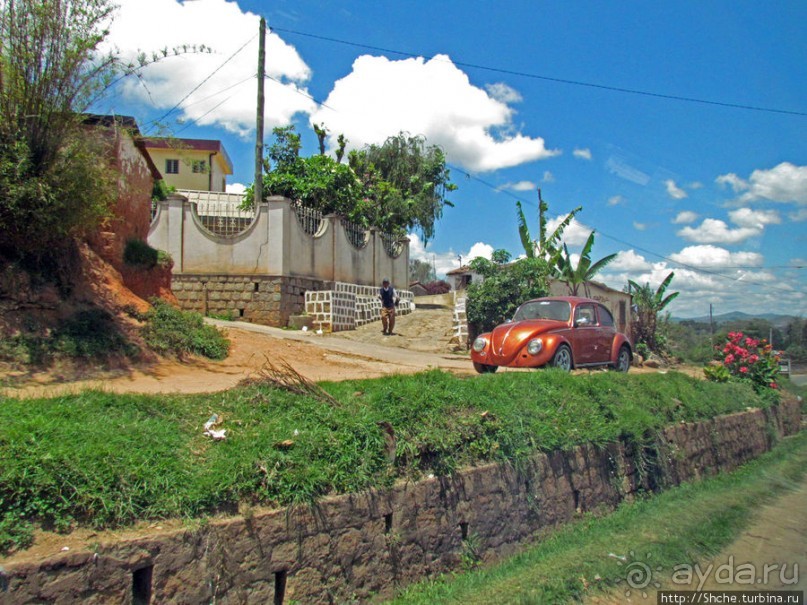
724, 354, 735, 364
770, 382, 778, 389
748, 355, 759, 364
739, 366, 748, 374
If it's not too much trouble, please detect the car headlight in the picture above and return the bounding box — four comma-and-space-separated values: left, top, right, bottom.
527, 338, 543, 355
472, 337, 487, 352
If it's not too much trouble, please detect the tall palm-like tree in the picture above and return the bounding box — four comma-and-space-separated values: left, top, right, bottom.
628, 272, 679, 353
556, 232, 617, 296
516, 189, 581, 272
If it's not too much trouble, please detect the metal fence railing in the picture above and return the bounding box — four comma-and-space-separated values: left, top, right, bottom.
180, 190, 255, 238
381, 232, 405, 258
293, 203, 323, 235
342, 219, 368, 249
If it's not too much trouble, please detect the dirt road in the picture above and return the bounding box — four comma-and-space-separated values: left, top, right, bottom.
1, 299, 699, 398
0, 300, 473, 398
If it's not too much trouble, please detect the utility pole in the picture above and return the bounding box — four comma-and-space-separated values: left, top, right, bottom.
254, 17, 266, 204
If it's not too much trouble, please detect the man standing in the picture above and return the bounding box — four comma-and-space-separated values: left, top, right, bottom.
379, 278, 399, 335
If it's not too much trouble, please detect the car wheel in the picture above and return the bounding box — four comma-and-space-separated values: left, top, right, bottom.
473, 362, 498, 374
613, 345, 631, 373
551, 345, 572, 371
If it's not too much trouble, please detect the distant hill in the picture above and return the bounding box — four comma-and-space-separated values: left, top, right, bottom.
672, 311, 798, 325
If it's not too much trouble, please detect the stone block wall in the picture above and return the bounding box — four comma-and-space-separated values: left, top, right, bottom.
1, 400, 801, 605
172, 274, 325, 326
453, 294, 468, 346
305, 282, 414, 332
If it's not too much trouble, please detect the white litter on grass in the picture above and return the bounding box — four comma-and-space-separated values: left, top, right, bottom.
205, 428, 227, 441
301, 326, 308, 332
203, 413, 227, 440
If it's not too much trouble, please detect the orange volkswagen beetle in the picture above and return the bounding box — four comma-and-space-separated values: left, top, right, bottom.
470, 296, 632, 373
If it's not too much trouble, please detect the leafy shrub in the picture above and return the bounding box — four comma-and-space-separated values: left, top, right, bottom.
705, 331, 780, 392
423, 280, 451, 295
0, 309, 137, 367
151, 178, 174, 201
123, 238, 159, 268
123, 239, 171, 270
52, 309, 138, 360
466, 257, 549, 340
142, 299, 230, 360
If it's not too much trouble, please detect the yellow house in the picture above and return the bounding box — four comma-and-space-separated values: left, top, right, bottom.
141, 138, 233, 192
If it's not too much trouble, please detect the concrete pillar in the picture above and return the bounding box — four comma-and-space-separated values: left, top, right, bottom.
265, 197, 291, 276
165, 193, 186, 272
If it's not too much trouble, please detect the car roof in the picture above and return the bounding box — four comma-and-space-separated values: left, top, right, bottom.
521, 296, 600, 305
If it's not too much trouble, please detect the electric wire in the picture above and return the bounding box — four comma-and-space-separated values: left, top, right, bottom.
143, 33, 258, 133
270, 26, 806, 118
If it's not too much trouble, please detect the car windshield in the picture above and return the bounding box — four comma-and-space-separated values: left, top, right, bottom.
513, 300, 571, 322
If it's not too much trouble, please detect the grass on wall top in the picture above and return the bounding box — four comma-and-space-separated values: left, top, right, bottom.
0, 369, 776, 553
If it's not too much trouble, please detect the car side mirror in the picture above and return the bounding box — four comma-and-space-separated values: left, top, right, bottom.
505, 318, 513, 324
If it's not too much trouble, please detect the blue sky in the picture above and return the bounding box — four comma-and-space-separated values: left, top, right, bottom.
99, 0, 806, 318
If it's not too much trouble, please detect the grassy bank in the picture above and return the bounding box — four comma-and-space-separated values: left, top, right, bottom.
0, 369, 779, 553
389, 430, 807, 604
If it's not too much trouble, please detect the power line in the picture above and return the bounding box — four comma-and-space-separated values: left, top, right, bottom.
144, 33, 258, 133
270, 26, 806, 118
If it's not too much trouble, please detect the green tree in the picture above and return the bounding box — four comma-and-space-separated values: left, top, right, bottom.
349, 132, 456, 243
628, 271, 680, 355
466, 256, 550, 340
0, 0, 118, 263
556, 232, 617, 296
491, 248, 511, 264
409, 258, 436, 284
250, 127, 456, 240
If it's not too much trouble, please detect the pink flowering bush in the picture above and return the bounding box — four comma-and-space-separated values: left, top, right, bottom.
704, 331, 780, 392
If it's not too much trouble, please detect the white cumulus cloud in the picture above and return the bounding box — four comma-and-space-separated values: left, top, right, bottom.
665, 179, 687, 200
669, 245, 764, 268
717, 162, 807, 205
501, 181, 536, 192
105, 0, 316, 136
677, 219, 759, 244
672, 211, 698, 224
310, 54, 558, 172
545, 215, 593, 246
573, 148, 592, 160
610, 250, 652, 271
728, 208, 781, 228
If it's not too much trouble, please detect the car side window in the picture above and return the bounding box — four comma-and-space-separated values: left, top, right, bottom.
574, 304, 597, 326
598, 305, 614, 327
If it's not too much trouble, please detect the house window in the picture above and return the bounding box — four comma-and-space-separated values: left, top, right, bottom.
192, 160, 207, 174
165, 159, 179, 174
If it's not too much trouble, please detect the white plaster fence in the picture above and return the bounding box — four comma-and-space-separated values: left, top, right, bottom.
148, 194, 409, 288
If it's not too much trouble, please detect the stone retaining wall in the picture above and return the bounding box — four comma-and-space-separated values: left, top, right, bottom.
1, 400, 801, 605
172, 274, 325, 326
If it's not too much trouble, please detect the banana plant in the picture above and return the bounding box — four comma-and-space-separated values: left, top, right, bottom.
516, 189, 581, 274
628, 271, 679, 353
556, 232, 617, 296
